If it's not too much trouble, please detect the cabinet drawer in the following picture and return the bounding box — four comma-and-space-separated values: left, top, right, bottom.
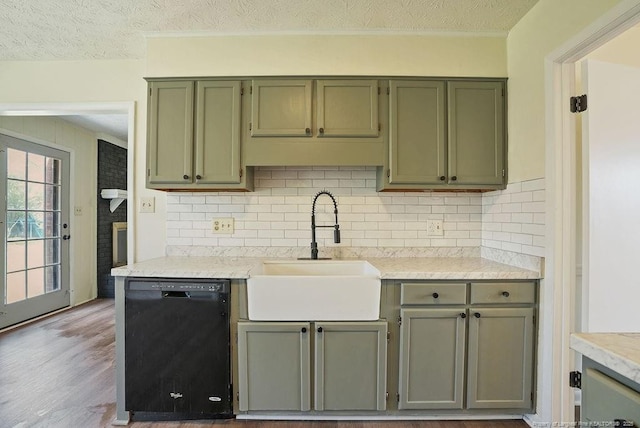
401, 283, 467, 305
470, 282, 536, 304
582, 368, 640, 425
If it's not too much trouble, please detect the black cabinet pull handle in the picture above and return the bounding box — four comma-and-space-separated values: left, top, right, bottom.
317, 327, 323, 333
474, 312, 481, 318
301, 327, 307, 333
432, 292, 439, 299
196, 174, 202, 180
305, 127, 311, 134
183, 174, 189, 180
502, 291, 510, 298
460, 312, 467, 319
439, 176, 446, 181
451, 176, 457, 181
319, 127, 324, 134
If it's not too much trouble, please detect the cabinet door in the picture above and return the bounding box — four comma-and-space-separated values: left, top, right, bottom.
147, 81, 194, 185
582, 368, 640, 425
237, 322, 311, 411
447, 81, 505, 186
317, 80, 379, 137
195, 81, 242, 184
467, 307, 534, 409
389, 80, 446, 185
398, 308, 466, 409
314, 321, 387, 411
251, 80, 312, 137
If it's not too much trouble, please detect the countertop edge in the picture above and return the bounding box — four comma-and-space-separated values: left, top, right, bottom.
111, 256, 542, 280
570, 333, 640, 384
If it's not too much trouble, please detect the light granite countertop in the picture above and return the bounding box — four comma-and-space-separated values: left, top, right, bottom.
570, 333, 640, 384
111, 256, 541, 280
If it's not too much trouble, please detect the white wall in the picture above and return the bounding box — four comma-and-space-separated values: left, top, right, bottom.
0, 117, 98, 305
506, 0, 622, 183
582, 59, 640, 332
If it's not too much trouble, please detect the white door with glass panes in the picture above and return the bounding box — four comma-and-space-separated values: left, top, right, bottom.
1, 134, 70, 329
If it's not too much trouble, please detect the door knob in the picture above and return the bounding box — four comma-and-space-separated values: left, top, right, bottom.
62, 235, 71, 240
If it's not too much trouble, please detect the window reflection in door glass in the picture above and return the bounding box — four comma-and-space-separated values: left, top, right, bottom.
27, 268, 45, 298
6, 211, 25, 240
6, 241, 26, 272
45, 184, 60, 210
45, 157, 60, 184
7, 148, 26, 180
45, 239, 60, 264
7, 180, 25, 210
45, 266, 60, 292
28, 182, 45, 210
27, 240, 45, 269
28, 153, 45, 183
6, 272, 26, 304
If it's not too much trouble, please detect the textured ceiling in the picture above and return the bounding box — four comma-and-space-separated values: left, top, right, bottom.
0, 0, 539, 61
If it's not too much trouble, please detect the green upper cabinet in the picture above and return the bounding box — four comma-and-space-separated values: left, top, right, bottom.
244, 78, 385, 166
195, 81, 242, 185
316, 80, 379, 137
447, 81, 505, 187
147, 80, 194, 186
146, 79, 252, 191
387, 80, 446, 185
378, 79, 506, 191
250, 79, 313, 137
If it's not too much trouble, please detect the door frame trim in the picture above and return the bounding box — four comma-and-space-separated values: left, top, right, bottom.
0, 101, 135, 271
543, 1, 640, 425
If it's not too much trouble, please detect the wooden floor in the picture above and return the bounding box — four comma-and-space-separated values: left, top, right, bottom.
0, 299, 529, 428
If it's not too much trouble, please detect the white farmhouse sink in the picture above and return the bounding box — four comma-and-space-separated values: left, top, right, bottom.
247, 260, 381, 321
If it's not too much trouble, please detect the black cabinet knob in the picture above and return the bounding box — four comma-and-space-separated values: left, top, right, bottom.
460, 312, 467, 319
432, 292, 439, 299
502, 291, 510, 298
183, 174, 189, 180
196, 174, 202, 180
474, 312, 481, 318
451, 176, 457, 181
319, 127, 324, 134
439, 176, 446, 181
317, 327, 323, 333
305, 128, 311, 134
301, 327, 307, 333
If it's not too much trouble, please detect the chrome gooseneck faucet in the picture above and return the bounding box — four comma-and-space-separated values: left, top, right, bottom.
310, 190, 341, 260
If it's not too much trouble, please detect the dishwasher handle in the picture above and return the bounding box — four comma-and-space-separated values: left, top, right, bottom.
163, 291, 190, 298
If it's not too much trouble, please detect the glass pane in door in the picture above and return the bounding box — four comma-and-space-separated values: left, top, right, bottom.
4, 147, 63, 305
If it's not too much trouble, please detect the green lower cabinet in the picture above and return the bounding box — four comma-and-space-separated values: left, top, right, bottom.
398, 308, 466, 409
466, 307, 535, 409
237, 320, 387, 412
582, 365, 640, 426
237, 322, 311, 411
314, 321, 388, 411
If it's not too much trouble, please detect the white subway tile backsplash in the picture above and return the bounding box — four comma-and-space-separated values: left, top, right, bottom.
481, 178, 546, 258
164, 168, 545, 261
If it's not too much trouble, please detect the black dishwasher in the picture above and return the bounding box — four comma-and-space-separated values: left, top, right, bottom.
124, 278, 232, 420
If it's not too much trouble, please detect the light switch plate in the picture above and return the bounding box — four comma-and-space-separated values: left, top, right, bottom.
426, 219, 443, 236
212, 218, 234, 234
140, 197, 155, 213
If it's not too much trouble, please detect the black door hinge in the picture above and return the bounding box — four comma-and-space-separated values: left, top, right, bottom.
569, 371, 582, 389
570, 94, 587, 113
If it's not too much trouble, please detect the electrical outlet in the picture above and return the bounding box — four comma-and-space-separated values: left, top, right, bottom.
140, 197, 155, 213
212, 218, 234, 234
74, 206, 83, 216
426, 219, 443, 236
